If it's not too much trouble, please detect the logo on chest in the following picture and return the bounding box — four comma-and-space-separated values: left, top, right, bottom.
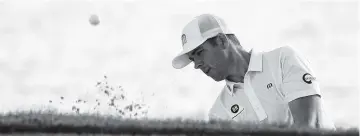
231, 104, 239, 113
266, 83, 273, 89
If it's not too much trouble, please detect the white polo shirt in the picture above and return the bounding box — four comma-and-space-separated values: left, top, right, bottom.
208, 45, 335, 129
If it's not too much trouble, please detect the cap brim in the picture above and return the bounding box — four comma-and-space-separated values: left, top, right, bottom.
172, 30, 233, 69
172, 42, 203, 69
172, 53, 191, 69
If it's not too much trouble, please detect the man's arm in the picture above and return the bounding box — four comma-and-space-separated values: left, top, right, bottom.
288, 94, 322, 128
279, 46, 335, 129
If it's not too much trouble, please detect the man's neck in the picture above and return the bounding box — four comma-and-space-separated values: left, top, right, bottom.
225, 47, 251, 83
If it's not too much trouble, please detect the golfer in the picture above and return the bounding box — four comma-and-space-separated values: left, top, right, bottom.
172, 14, 335, 129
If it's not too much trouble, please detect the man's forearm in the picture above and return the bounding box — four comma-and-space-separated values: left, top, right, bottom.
292, 110, 319, 128
289, 95, 322, 128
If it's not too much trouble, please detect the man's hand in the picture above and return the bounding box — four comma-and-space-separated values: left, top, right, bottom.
288, 94, 322, 128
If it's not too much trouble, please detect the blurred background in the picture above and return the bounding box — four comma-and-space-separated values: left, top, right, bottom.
0, 0, 358, 128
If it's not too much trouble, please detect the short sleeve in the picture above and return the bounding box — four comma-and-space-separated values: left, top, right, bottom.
208, 112, 221, 120
208, 88, 231, 121
208, 107, 228, 121
279, 46, 321, 103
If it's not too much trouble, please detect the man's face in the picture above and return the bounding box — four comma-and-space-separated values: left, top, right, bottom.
187, 40, 229, 81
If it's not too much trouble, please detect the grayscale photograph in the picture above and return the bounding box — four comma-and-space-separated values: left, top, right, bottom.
0, 0, 358, 135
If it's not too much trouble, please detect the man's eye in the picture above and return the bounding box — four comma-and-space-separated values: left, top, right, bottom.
196, 50, 203, 56
189, 57, 194, 61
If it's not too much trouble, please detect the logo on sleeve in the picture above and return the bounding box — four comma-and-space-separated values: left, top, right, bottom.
302, 73, 316, 84
231, 104, 239, 113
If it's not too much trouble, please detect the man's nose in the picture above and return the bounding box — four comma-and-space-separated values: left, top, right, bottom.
194, 59, 203, 69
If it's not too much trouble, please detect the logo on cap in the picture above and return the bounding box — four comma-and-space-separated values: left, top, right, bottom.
303, 73, 316, 84
181, 34, 187, 46
231, 104, 239, 113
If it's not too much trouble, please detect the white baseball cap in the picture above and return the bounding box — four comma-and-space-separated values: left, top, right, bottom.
172, 14, 233, 69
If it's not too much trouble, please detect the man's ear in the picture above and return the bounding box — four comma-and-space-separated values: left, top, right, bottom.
214, 33, 229, 50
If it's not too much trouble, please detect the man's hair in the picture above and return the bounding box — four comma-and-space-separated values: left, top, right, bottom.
206, 34, 240, 47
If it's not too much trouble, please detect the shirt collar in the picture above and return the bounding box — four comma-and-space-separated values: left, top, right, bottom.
247, 48, 263, 72
225, 80, 244, 96
225, 48, 263, 96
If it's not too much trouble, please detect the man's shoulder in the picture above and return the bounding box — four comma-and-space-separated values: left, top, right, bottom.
271, 45, 311, 64
263, 45, 297, 55
261, 45, 302, 61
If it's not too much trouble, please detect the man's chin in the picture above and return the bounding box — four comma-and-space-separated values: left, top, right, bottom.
213, 78, 223, 82
210, 75, 225, 82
